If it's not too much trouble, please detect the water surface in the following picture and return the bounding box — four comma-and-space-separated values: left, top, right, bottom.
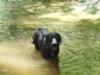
0, 39, 59, 75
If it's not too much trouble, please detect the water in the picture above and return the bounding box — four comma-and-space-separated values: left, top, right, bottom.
0, 1, 59, 74
0, 40, 59, 75
1, 0, 100, 75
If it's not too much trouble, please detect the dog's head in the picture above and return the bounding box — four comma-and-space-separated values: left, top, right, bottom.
43, 32, 62, 51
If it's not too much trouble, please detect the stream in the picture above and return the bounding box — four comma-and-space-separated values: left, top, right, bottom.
0, 39, 59, 75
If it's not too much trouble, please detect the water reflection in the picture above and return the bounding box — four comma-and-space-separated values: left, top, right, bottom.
0, 40, 59, 75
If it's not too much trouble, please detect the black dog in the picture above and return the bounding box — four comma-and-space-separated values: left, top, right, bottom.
32, 28, 61, 59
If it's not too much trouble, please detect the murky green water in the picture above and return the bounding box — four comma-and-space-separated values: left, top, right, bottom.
1, 0, 100, 75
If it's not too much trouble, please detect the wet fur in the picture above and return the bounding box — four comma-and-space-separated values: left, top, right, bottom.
32, 28, 62, 59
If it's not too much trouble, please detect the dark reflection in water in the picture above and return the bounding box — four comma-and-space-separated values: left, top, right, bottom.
0, 40, 59, 75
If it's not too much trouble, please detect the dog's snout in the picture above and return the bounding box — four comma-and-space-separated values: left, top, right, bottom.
52, 44, 57, 47
52, 44, 58, 49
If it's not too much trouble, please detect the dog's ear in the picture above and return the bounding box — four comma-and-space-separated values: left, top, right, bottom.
54, 33, 62, 44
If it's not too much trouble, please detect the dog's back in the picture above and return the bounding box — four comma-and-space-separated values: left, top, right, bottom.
37, 28, 49, 37
32, 28, 49, 50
